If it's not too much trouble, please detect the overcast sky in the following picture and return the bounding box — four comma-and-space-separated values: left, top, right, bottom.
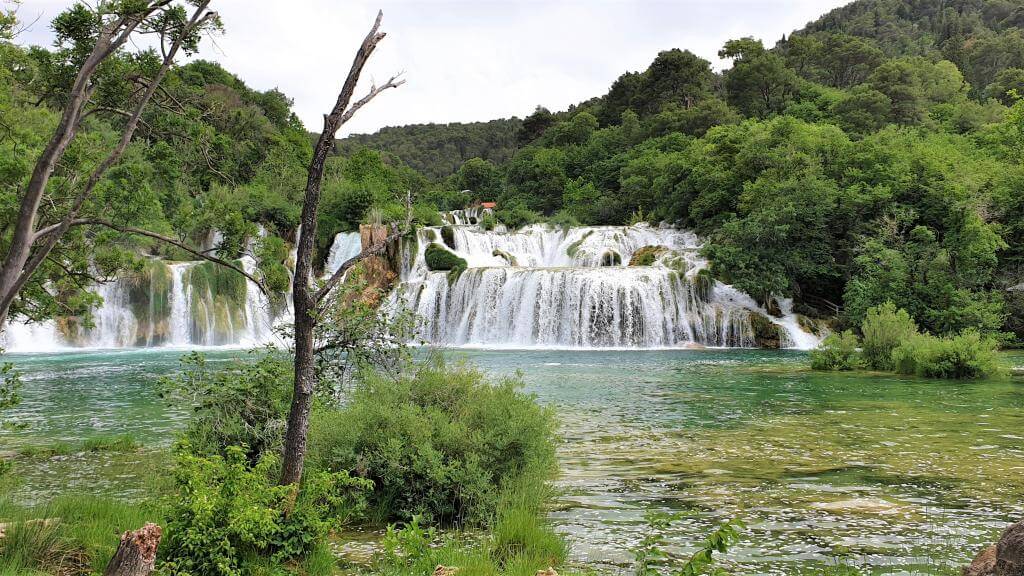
15, 0, 850, 135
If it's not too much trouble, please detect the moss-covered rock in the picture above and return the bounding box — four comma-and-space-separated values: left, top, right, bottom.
694, 269, 715, 303
126, 260, 174, 345
440, 225, 456, 250
600, 250, 622, 267
492, 249, 518, 267
748, 311, 783, 349
565, 231, 594, 259
425, 243, 468, 284
628, 245, 669, 267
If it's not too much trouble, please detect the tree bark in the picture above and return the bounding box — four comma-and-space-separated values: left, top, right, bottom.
279, 10, 402, 487
103, 523, 162, 576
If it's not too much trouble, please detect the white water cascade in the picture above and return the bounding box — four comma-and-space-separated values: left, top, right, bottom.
2, 214, 824, 352
394, 219, 823, 349
2, 258, 284, 352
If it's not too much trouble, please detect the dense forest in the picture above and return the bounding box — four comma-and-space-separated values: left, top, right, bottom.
336, 119, 521, 180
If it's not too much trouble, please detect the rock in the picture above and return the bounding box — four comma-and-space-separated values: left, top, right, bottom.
963, 544, 997, 576
628, 245, 668, 267
536, 568, 558, 576
433, 566, 459, 576
997, 521, 1024, 576
766, 297, 783, 318
748, 311, 782, 349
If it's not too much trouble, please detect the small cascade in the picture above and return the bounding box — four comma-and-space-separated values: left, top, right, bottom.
324, 231, 362, 276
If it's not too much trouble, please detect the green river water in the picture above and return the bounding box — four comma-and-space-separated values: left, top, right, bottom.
1, 348, 1023, 575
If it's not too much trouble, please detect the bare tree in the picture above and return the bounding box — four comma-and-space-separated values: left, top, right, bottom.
280, 10, 404, 486
0, 1, 226, 331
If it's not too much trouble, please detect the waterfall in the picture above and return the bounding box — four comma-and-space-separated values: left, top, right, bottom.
324, 231, 362, 276
2, 259, 284, 352
1, 214, 823, 352
395, 216, 822, 350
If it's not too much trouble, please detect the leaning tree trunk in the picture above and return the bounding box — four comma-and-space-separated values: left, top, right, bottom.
104, 523, 162, 576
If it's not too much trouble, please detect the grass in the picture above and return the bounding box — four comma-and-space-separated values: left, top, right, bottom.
0, 494, 156, 575
16, 434, 141, 458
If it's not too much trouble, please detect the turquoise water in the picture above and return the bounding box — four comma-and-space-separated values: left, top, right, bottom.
2, 348, 1023, 574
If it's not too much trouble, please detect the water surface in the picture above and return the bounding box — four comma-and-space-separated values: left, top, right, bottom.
2, 348, 1022, 574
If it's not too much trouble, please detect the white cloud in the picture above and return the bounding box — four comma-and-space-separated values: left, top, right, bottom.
15, 0, 850, 135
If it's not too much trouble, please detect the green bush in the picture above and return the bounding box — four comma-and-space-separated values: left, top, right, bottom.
628, 245, 668, 267
159, 352, 292, 465
861, 302, 918, 371
495, 202, 540, 231
891, 329, 1003, 379
810, 330, 862, 371
479, 212, 498, 231
162, 446, 371, 576
307, 358, 557, 526
424, 243, 468, 284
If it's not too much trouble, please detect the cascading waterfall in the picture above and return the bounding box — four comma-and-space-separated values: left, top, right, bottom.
2, 213, 823, 352
395, 217, 822, 349
2, 258, 284, 352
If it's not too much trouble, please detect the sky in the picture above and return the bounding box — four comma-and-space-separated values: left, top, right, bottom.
14, 0, 851, 136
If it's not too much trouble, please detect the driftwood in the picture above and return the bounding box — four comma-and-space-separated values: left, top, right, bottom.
103, 523, 162, 576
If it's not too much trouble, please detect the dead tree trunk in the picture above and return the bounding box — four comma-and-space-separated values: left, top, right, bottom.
103, 523, 162, 576
279, 10, 403, 487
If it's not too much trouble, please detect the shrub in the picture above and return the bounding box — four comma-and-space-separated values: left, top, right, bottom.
159, 352, 292, 465
162, 446, 371, 576
891, 329, 1003, 379
479, 212, 498, 231
424, 243, 468, 284
861, 302, 918, 371
628, 245, 668, 267
810, 330, 862, 371
495, 203, 540, 231
306, 358, 557, 526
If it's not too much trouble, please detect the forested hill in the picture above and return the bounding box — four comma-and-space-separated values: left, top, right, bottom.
797, 0, 1024, 97
336, 119, 521, 180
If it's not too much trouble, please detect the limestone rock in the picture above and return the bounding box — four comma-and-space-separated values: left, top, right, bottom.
997, 521, 1024, 576
963, 544, 997, 576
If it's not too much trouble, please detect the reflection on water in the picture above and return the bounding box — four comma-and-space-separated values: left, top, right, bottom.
2, 348, 1022, 574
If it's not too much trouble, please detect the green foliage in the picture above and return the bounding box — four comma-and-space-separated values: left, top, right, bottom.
162, 445, 372, 576
632, 512, 744, 576
0, 495, 156, 575
495, 200, 541, 231
629, 246, 669, 267
159, 352, 292, 465
810, 330, 862, 371
375, 477, 566, 576
306, 358, 557, 526
861, 302, 918, 371
441, 225, 457, 249
891, 330, 1003, 379
424, 243, 468, 284
338, 119, 521, 180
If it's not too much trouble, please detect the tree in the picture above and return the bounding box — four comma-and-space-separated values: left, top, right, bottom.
452, 157, 502, 200
720, 38, 800, 117
281, 11, 404, 487
516, 106, 554, 145
0, 1, 225, 331
987, 67, 1024, 105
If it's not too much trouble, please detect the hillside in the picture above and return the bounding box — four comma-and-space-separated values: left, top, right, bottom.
336, 118, 521, 180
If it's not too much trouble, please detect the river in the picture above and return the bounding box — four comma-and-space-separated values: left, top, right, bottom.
2, 348, 1022, 574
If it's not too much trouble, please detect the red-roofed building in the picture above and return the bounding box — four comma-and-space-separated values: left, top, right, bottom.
480, 202, 497, 210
